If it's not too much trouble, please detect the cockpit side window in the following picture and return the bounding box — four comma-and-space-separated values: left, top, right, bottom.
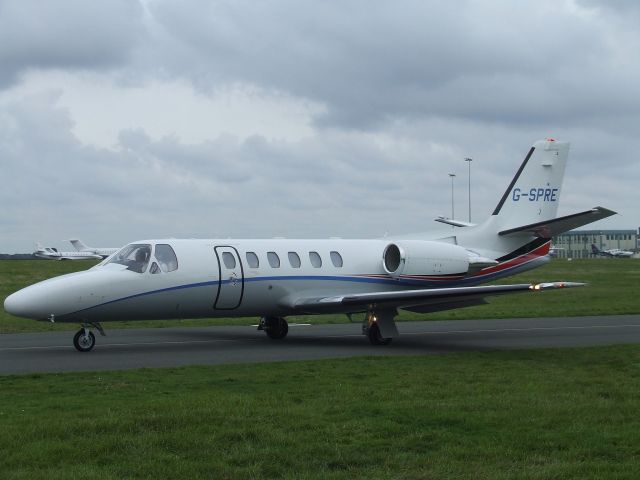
155, 244, 179, 272
107, 244, 152, 273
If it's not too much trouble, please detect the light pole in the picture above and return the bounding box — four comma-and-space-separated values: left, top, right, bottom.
465, 157, 472, 222
448, 173, 456, 220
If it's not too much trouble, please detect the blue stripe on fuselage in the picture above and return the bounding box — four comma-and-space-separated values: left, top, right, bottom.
67, 259, 544, 317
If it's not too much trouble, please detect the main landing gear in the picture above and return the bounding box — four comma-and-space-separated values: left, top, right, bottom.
362, 310, 398, 345
73, 323, 105, 352
258, 316, 289, 340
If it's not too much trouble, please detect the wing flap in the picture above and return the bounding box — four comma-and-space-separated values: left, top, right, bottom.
285, 282, 585, 315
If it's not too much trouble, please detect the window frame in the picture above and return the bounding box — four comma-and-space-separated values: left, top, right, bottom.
330, 251, 343, 268
246, 251, 259, 268
154, 244, 179, 273
222, 251, 237, 269
309, 251, 322, 268
267, 251, 281, 268
288, 251, 301, 268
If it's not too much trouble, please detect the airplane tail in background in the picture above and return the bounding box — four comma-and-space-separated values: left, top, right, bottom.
69, 239, 90, 252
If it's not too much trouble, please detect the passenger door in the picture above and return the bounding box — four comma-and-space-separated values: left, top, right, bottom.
213, 246, 244, 309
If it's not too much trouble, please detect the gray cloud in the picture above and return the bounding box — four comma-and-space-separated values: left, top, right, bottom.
0, 1, 638, 252
0, 0, 144, 87
145, 0, 637, 129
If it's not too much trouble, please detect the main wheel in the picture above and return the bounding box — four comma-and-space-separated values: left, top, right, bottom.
73, 329, 96, 352
367, 323, 392, 345
265, 317, 289, 340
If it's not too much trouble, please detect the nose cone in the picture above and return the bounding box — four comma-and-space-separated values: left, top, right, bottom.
4, 288, 46, 319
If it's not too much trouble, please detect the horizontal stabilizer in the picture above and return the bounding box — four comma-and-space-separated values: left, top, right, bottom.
435, 217, 477, 228
498, 207, 616, 238
284, 282, 585, 315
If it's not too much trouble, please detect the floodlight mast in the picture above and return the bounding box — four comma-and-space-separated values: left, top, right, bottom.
465, 157, 472, 222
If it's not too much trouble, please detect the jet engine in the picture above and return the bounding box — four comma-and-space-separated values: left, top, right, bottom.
382, 240, 471, 278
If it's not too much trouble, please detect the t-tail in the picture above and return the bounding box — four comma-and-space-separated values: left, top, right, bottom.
69, 239, 90, 252
452, 139, 615, 280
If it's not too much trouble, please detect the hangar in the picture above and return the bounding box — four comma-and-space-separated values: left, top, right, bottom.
552, 229, 638, 259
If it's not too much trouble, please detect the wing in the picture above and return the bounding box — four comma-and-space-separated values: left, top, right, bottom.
282, 282, 585, 315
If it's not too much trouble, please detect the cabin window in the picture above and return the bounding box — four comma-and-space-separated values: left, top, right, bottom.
267, 251, 280, 268
107, 243, 151, 273
288, 252, 301, 268
222, 252, 236, 269
246, 252, 259, 268
155, 244, 178, 272
150, 262, 161, 275
309, 251, 322, 268
330, 251, 343, 268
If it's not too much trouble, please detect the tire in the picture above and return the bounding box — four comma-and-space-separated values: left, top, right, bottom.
73, 329, 96, 352
265, 317, 289, 340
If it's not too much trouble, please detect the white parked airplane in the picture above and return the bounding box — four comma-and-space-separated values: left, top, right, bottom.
33, 243, 102, 261
591, 244, 633, 258
6, 140, 615, 352
69, 239, 120, 259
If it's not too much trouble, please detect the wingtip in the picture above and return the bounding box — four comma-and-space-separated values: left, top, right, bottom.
530, 282, 587, 291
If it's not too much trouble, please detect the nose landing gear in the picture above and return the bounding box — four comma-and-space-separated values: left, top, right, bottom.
73, 323, 105, 352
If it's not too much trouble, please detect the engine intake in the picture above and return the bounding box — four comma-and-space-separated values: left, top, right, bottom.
383, 243, 405, 275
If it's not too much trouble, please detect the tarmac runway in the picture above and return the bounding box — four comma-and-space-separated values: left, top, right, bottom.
1, 315, 640, 375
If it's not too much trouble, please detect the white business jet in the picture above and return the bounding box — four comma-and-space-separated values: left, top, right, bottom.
33, 243, 102, 261
69, 239, 120, 259
5, 139, 615, 352
590, 244, 633, 258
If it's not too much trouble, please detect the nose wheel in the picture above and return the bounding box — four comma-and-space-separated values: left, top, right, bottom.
73, 328, 95, 352
72, 323, 105, 352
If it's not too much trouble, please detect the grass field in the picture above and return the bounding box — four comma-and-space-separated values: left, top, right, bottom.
2, 260, 640, 478
1, 345, 639, 479
1, 258, 639, 333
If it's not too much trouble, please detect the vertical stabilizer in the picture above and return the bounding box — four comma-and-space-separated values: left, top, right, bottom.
69, 239, 90, 252
491, 139, 569, 231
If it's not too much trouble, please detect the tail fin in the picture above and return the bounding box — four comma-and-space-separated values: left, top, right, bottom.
69, 239, 90, 252
591, 244, 600, 255
453, 139, 615, 258
491, 139, 569, 232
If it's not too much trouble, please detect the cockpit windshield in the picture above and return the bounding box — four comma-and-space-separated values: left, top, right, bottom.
106, 244, 152, 273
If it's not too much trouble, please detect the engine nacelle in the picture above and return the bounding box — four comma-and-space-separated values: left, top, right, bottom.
382, 240, 470, 278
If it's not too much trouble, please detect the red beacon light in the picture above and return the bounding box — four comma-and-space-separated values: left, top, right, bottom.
546, 138, 556, 142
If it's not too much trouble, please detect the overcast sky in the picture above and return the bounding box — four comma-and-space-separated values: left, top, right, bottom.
1, 0, 638, 253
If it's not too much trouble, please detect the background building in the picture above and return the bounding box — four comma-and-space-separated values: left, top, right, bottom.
552, 229, 638, 259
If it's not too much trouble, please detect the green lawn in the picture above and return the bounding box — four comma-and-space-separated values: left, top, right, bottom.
1, 258, 639, 334
1, 345, 639, 479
